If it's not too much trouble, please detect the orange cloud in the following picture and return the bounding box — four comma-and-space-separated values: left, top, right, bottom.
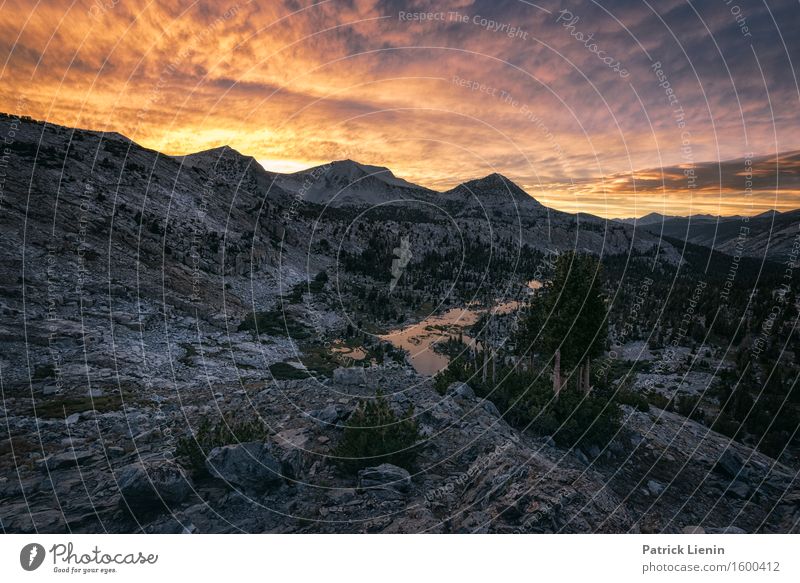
2, 0, 799, 218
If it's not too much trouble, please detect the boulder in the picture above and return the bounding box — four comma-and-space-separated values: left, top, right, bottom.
481, 399, 501, 418
333, 367, 365, 386
40, 450, 94, 471
573, 448, 590, 466
647, 480, 665, 496
446, 382, 474, 400
714, 449, 745, 479
309, 404, 351, 426
726, 480, 752, 499
357, 463, 411, 497
205, 441, 283, 493
311, 404, 340, 424
134, 427, 163, 444
117, 459, 192, 513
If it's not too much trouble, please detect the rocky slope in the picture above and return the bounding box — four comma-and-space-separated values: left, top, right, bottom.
0, 112, 797, 533
2, 368, 797, 533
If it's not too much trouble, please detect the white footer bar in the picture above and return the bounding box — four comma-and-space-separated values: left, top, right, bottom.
1, 534, 796, 582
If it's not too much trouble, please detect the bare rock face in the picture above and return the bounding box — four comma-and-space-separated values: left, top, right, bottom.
205, 442, 283, 493
0, 115, 798, 535
357, 464, 412, 498
117, 460, 193, 513
39, 450, 95, 471
446, 381, 475, 401
332, 367, 366, 386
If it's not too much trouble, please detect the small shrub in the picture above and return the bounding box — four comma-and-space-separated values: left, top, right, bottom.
33, 363, 56, 379
476, 371, 621, 449
31, 391, 128, 418
614, 390, 650, 412
550, 388, 622, 449
646, 392, 671, 410
758, 430, 792, 458
676, 395, 705, 421
175, 416, 271, 476
269, 361, 311, 380
238, 310, 310, 338
333, 392, 420, 473
433, 354, 475, 395
286, 283, 304, 304
711, 414, 741, 439
309, 270, 328, 293
437, 356, 624, 451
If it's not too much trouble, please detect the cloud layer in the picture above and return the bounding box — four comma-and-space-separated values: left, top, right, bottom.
2, 0, 799, 216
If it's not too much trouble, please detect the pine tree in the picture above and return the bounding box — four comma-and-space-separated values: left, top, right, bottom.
333, 391, 420, 473
515, 252, 607, 395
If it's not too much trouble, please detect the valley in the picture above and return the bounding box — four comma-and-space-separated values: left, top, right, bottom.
0, 113, 798, 534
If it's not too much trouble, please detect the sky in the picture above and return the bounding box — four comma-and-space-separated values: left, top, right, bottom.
2, 0, 800, 217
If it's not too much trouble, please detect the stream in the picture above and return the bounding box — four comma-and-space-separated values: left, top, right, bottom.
379, 280, 542, 375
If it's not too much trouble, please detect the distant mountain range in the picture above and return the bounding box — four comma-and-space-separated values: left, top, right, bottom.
2, 112, 797, 267
613, 210, 784, 225
613, 210, 798, 259
614, 212, 735, 226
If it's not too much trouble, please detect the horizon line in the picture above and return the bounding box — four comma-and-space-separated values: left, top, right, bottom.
2, 110, 791, 221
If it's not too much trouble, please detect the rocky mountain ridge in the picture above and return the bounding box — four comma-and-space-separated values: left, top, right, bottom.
0, 112, 797, 534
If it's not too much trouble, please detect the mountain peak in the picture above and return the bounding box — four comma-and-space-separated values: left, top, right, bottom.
292, 158, 423, 192
175, 145, 257, 173
460, 172, 524, 192
446, 172, 542, 206
181, 144, 250, 160
327, 159, 397, 179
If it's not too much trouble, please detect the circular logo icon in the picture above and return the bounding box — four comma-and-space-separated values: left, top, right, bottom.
20, 543, 46, 571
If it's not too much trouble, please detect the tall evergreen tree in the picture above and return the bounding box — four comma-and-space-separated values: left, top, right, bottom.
516, 252, 607, 394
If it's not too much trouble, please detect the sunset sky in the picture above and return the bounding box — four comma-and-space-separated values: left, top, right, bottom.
3, 0, 800, 217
